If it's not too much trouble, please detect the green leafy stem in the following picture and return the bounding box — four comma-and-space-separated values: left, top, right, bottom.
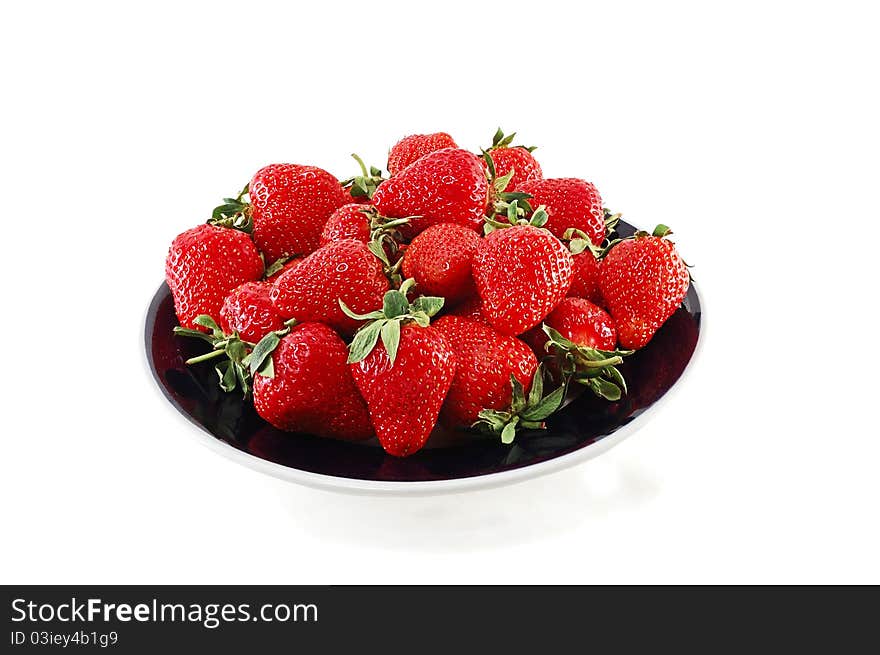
341, 278, 444, 366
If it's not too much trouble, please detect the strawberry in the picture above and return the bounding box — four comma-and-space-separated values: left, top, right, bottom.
552, 297, 616, 349
319, 205, 411, 288
373, 148, 489, 236
516, 178, 605, 245
401, 223, 480, 304
433, 316, 539, 429
483, 128, 543, 192
522, 298, 617, 357
247, 163, 348, 262
251, 323, 374, 440
343, 281, 456, 457
387, 132, 458, 176
539, 324, 631, 401
319, 204, 411, 249
320, 203, 373, 245
472, 208, 573, 336
219, 281, 285, 344
599, 225, 690, 349
448, 296, 490, 323
271, 239, 389, 335
568, 250, 604, 304
165, 224, 264, 330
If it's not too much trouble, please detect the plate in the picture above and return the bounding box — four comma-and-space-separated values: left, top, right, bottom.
145, 221, 703, 495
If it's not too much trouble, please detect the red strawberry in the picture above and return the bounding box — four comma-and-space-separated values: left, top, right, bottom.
599, 225, 690, 349
351, 324, 455, 456
219, 281, 285, 343
551, 297, 617, 350
472, 211, 573, 336
449, 296, 490, 324
165, 224, 264, 330
387, 132, 458, 176
401, 223, 480, 304
320, 203, 372, 245
490, 147, 543, 192
319, 204, 411, 254
344, 282, 456, 457
483, 128, 543, 192
271, 239, 389, 335
522, 298, 617, 359
252, 323, 374, 440
517, 178, 605, 245
568, 250, 604, 304
373, 148, 489, 236
433, 316, 538, 428
248, 163, 348, 262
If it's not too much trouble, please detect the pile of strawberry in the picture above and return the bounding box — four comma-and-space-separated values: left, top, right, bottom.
165, 130, 691, 457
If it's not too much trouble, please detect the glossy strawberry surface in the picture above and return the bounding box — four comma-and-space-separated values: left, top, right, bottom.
517, 178, 605, 245
568, 251, 604, 304
434, 316, 537, 428
253, 323, 374, 440
271, 239, 389, 335
219, 281, 285, 343
320, 203, 372, 246
448, 296, 490, 323
349, 325, 456, 457
472, 225, 572, 336
373, 149, 488, 236
249, 163, 348, 262
387, 132, 458, 176
489, 146, 543, 191
600, 235, 689, 349
165, 224, 264, 330
401, 223, 480, 303
522, 298, 617, 358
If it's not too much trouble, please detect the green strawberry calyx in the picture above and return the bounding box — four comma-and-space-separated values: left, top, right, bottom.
485, 127, 538, 153
263, 255, 293, 279
473, 364, 566, 444
483, 150, 534, 221
340, 153, 386, 200
484, 202, 549, 236
360, 206, 416, 288
173, 315, 297, 395
341, 278, 444, 367
632, 223, 673, 239
208, 184, 253, 234
541, 325, 633, 401
560, 227, 623, 260
604, 208, 622, 235
561, 227, 604, 257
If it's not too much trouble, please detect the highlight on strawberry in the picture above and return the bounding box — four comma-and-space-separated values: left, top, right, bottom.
163, 128, 694, 457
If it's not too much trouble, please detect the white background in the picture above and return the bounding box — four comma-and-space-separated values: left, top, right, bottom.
1, 1, 877, 584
